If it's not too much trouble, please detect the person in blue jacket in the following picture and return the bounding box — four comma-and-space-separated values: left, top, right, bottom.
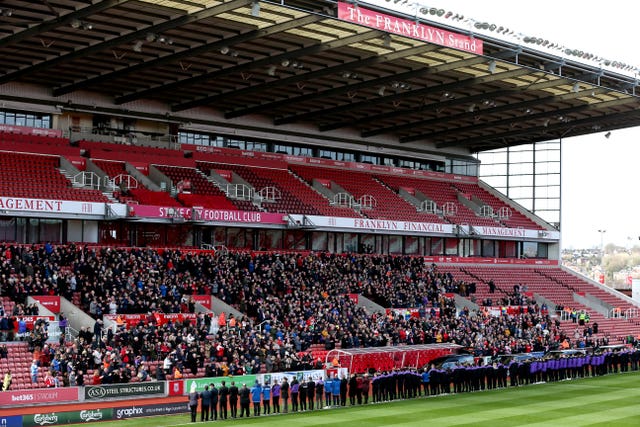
251, 380, 262, 416
262, 382, 271, 415
421, 367, 430, 396
331, 374, 341, 406
324, 376, 333, 407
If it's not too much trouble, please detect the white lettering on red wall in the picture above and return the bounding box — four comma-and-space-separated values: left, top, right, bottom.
337, 2, 483, 54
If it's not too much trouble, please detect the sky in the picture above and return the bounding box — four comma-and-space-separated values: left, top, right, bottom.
360, 0, 640, 250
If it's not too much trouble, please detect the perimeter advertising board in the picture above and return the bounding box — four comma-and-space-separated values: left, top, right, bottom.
184, 374, 257, 394
0, 387, 79, 406
113, 402, 189, 420
0, 416, 22, 427
23, 409, 112, 427
84, 382, 165, 400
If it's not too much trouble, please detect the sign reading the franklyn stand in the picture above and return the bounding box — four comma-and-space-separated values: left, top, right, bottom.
337, 1, 483, 55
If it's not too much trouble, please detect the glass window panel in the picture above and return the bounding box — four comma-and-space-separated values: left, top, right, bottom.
311, 232, 328, 251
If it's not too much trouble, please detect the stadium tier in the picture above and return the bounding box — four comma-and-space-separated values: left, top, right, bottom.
1, 247, 639, 391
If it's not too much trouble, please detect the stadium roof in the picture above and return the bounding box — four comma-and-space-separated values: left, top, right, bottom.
1, 0, 640, 153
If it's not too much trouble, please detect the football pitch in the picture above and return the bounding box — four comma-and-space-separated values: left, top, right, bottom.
98, 371, 640, 427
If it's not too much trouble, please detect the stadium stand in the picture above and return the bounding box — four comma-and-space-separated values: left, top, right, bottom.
1, 245, 638, 390
2, 0, 640, 408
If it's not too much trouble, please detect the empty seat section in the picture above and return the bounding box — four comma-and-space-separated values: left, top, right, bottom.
0, 151, 109, 202
79, 140, 195, 168
154, 165, 228, 196
290, 164, 446, 222
377, 174, 498, 227
92, 159, 127, 179
199, 161, 356, 217
452, 182, 543, 230
128, 188, 182, 207
0, 131, 78, 157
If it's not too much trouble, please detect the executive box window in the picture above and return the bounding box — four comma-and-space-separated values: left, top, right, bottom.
0, 110, 51, 129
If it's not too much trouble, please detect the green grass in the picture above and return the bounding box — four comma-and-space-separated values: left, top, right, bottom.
97, 372, 640, 427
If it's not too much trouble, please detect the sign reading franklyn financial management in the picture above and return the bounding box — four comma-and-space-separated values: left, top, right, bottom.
337, 2, 483, 55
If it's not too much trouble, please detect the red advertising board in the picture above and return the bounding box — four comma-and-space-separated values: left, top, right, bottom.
191, 295, 212, 310
31, 295, 61, 313
168, 380, 184, 396
337, 2, 483, 54
0, 386, 79, 405
66, 156, 86, 171
132, 204, 286, 224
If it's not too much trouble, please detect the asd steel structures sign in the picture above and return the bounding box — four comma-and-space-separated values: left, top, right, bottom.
84, 382, 165, 400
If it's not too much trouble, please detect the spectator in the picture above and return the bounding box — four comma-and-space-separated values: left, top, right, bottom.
2, 369, 12, 391
30, 359, 38, 384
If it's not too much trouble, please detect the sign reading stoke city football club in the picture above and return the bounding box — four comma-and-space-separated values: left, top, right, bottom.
337, 1, 482, 55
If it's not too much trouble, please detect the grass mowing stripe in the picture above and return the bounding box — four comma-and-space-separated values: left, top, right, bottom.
431, 379, 640, 425
584, 413, 640, 427
445, 393, 640, 427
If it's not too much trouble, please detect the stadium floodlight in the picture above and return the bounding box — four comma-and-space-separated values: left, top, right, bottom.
251, 1, 260, 18
267, 65, 277, 76
281, 59, 290, 67
488, 60, 496, 74
132, 40, 143, 53
382, 34, 391, 48
572, 82, 580, 93
220, 46, 230, 55
70, 19, 81, 29
378, 86, 386, 96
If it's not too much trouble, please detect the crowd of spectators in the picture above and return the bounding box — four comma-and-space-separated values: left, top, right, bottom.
0, 244, 572, 388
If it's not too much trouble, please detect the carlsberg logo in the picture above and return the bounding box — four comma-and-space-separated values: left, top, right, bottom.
80, 410, 103, 422
33, 414, 58, 425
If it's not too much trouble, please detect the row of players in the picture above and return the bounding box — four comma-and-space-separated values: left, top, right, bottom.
187, 347, 640, 422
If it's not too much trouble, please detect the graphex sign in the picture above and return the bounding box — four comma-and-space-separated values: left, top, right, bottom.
84, 382, 165, 400
114, 402, 189, 419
